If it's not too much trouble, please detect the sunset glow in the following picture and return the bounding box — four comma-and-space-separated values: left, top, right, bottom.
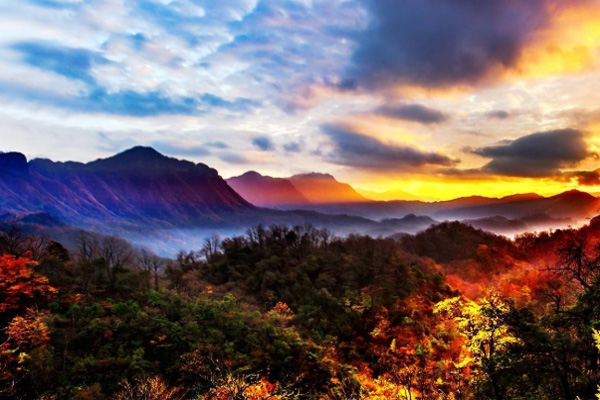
6, 3, 600, 399
2, 1, 600, 200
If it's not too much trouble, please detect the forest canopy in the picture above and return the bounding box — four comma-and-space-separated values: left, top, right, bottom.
1, 221, 600, 399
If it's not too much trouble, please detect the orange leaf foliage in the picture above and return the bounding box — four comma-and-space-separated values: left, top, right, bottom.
6, 311, 51, 350
0, 254, 57, 312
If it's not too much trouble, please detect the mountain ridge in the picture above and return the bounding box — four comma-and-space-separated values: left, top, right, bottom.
227, 171, 310, 207
227, 170, 369, 206
2, 147, 598, 253
0, 147, 255, 230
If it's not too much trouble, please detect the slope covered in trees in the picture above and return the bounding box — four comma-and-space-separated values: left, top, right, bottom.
1, 220, 600, 399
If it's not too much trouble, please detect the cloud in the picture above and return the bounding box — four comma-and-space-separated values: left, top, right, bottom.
136, 0, 210, 46
215, 0, 367, 112
85, 89, 202, 116
12, 41, 107, 85
344, 0, 551, 89
205, 141, 229, 149
252, 136, 275, 151
375, 103, 448, 124
218, 152, 253, 164
486, 110, 510, 119
7, 38, 260, 117
150, 141, 211, 157
558, 169, 600, 186
95, 131, 137, 153
283, 141, 303, 152
27, 0, 86, 9
129, 33, 148, 51
200, 94, 260, 113
322, 123, 457, 171
3, 1, 362, 120
0, 80, 258, 117
468, 128, 593, 177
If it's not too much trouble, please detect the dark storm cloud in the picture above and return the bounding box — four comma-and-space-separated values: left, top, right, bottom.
322, 124, 457, 171
469, 129, 593, 177
564, 169, 600, 186
375, 104, 449, 124
252, 136, 275, 151
344, 0, 550, 89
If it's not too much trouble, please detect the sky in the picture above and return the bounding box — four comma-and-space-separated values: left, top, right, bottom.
3, 0, 600, 200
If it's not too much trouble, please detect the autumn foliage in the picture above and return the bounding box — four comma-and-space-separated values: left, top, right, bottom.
0, 253, 56, 398
0, 254, 56, 313
2, 222, 600, 399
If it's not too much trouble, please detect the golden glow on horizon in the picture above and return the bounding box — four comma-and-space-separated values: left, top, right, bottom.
355, 176, 596, 202
338, 4, 600, 202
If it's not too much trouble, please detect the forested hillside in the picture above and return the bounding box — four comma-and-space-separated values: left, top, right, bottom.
2, 221, 600, 399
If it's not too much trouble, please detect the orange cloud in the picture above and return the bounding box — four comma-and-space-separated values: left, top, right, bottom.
514, 3, 600, 78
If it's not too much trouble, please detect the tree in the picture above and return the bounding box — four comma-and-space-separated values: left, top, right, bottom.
0, 222, 48, 260
1, 310, 52, 397
114, 376, 185, 400
98, 236, 134, 287
0, 252, 56, 398
594, 330, 600, 400
202, 235, 221, 263
435, 294, 517, 400
0, 254, 56, 313
198, 367, 296, 400
75, 233, 135, 290
138, 250, 165, 290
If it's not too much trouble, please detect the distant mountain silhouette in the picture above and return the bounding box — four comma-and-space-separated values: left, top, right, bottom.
288, 173, 369, 203
461, 213, 574, 235
1, 147, 598, 254
227, 171, 310, 207
228, 171, 369, 206
0, 147, 431, 251
440, 189, 599, 220
379, 214, 438, 234
356, 188, 421, 201
286, 189, 599, 222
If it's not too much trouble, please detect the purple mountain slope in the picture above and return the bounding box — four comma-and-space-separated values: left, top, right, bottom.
0, 147, 255, 229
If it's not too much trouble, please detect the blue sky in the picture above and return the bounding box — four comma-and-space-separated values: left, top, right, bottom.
2, 0, 600, 199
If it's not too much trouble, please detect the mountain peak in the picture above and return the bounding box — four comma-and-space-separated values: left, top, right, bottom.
240, 170, 263, 178
291, 172, 336, 181
0, 151, 28, 173
0, 147, 253, 228
289, 173, 368, 203
88, 146, 183, 172
500, 193, 543, 201
227, 171, 310, 206
552, 189, 595, 201
112, 146, 165, 161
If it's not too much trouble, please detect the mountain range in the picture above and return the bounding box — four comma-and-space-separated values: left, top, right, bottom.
0, 146, 597, 253
226, 171, 310, 207
0, 147, 255, 230
280, 190, 599, 222
227, 171, 368, 207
